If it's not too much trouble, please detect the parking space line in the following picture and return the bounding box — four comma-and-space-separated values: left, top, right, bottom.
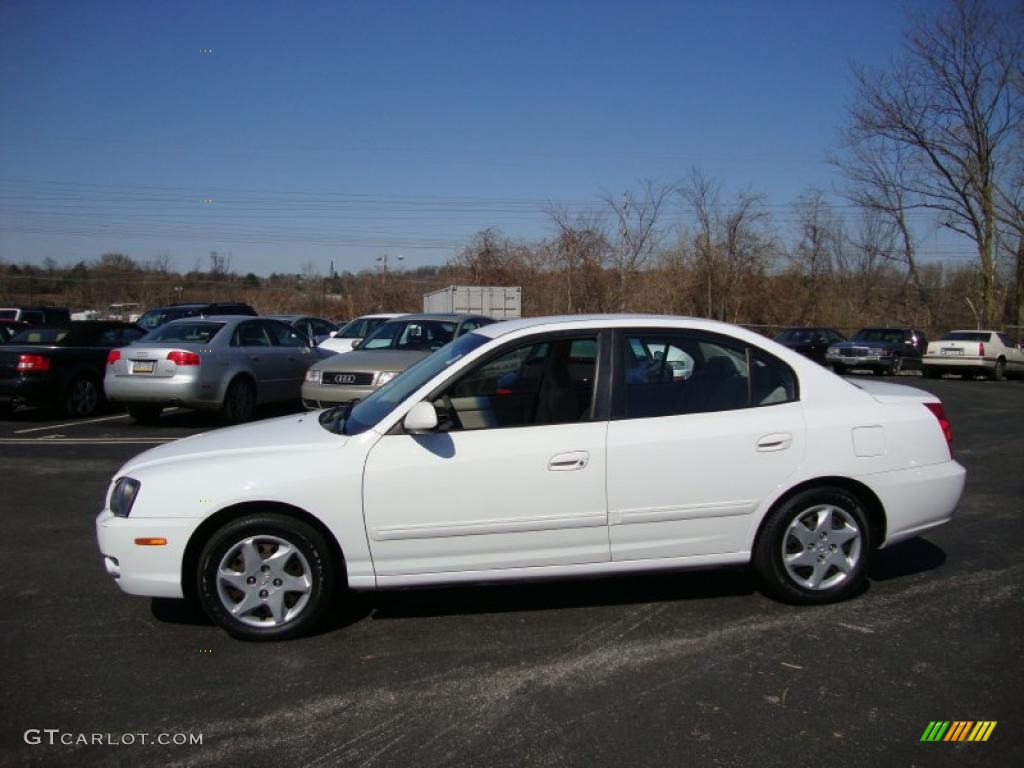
14, 414, 131, 434
0, 437, 174, 445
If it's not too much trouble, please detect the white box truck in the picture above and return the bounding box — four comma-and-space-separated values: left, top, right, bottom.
423, 286, 521, 319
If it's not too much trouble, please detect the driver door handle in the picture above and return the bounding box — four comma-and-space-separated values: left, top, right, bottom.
757, 433, 793, 452
548, 451, 590, 471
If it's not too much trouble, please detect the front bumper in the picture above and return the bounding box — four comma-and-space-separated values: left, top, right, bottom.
95, 509, 200, 598
826, 353, 895, 371
301, 381, 375, 410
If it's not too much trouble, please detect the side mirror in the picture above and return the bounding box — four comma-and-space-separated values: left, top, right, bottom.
329, 330, 338, 338
403, 401, 438, 433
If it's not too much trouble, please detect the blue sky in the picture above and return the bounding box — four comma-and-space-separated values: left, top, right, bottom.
0, 0, 975, 275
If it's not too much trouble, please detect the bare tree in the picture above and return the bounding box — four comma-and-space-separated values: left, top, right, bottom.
678, 169, 774, 321
845, 0, 1023, 326
602, 181, 672, 311
545, 205, 610, 313
791, 190, 839, 324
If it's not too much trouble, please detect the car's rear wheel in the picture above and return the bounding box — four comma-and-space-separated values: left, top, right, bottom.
197, 514, 336, 640
127, 404, 162, 424
221, 377, 255, 424
64, 375, 102, 417
754, 487, 870, 604
991, 359, 1006, 382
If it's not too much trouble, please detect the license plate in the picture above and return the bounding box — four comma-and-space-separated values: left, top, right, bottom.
132, 360, 155, 374
941, 348, 963, 356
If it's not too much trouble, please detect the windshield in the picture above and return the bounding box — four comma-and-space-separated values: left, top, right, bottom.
339, 316, 385, 339
852, 329, 904, 344
334, 332, 491, 435
358, 319, 457, 352
142, 321, 225, 343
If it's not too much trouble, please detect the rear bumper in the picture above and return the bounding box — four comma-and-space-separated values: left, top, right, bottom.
0, 373, 61, 406
104, 373, 219, 408
859, 460, 966, 547
95, 509, 198, 598
922, 355, 993, 372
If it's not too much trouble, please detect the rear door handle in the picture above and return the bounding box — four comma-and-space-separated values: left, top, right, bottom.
757, 433, 792, 452
548, 451, 590, 471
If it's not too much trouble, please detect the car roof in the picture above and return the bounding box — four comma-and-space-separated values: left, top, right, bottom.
472, 314, 780, 340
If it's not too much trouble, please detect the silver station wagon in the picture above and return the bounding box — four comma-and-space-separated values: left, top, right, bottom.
105, 316, 329, 423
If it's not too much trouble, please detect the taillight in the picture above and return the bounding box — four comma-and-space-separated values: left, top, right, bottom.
106, 350, 121, 365
924, 402, 953, 456
979, 342, 984, 356
167, 350, 201, 366
16, 354, 50, 372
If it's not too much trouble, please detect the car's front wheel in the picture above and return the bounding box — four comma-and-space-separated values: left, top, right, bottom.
197, 513, 337, 640
753, 487, 870, 604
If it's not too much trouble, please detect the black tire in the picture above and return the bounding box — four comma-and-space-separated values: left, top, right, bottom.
197, 513, 337, 641
0, 401, 13, 419
888, 354, 903, 376
991, 359, 1006, 382
220, 377, 256, 424
753, 486, 871, 605
832, 363, 846, 375
64, 375, 102, 417
127, 404, 163, 424
872, 367, 886, 376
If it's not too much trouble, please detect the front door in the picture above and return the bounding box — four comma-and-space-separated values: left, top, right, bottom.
362, 334, 610, 578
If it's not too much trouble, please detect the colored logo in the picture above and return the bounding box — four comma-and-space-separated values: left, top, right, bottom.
920, 721, 997, 742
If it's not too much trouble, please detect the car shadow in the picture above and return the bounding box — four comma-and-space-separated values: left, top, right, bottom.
366, 567, 757, 620
867, 537, 946, 581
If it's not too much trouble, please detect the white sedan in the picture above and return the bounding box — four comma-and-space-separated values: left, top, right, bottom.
923, 330, 1024, 380
96, 315, 965, 640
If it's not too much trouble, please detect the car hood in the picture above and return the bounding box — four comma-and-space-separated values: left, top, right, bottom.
311, 348, 430, 372
119, 412, 348, 474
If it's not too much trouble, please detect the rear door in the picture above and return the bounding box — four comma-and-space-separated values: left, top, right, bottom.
231, 320, 282, 400
265, 320, 316, 397
606, 329, 805, 561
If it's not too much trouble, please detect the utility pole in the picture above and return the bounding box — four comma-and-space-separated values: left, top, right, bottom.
374, 254, 403, 311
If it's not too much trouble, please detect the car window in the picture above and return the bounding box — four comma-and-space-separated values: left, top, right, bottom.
11, 328, 69, 344
97, 328, 122, 346
120, 327, 145, 343
232, 321, 273, 347
434, 336, 598, 431
338, 318, 370, 339
266, 320, 307, 347
0, 310, 17, 320
22, 311, 44, 324
996, 333, 1015, 347
459, 319, 481, 333
145, 321, 224, 343
618, 332, 796, 419
942, 331, 990, 342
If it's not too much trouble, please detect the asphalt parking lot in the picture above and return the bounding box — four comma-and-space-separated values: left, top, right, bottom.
0, 376, 1021, 768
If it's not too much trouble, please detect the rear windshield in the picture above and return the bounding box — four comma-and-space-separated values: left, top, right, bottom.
941, 331, 990, 342
775, 329, 813, 342
0, 310, 16, 320
143, 322, 225, 343
10, 328, 69, 344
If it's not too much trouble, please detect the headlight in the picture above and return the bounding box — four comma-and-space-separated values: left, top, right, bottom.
826, 345, 838, 354
305, 369, 322, 385
110, 477, 141, 518
376, 371, 400, 387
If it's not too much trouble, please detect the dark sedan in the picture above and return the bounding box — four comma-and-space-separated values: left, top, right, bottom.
0, 321, 146, 417
825, 327, 928, 375
773, 327, 846, 365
